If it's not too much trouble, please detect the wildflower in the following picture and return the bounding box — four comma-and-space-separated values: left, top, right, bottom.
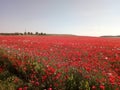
92, 85, 96, 90
18, 87, 23, 90
48, 88, 52, 90
0, 67, 3, 73
100, 85, 105, 90
23, 86, 28, 90
35, 81, 40, 86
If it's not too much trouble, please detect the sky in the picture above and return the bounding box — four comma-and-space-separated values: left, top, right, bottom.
0, 0, 120, 36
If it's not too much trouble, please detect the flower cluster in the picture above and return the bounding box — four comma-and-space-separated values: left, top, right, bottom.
0, 36, 120, 89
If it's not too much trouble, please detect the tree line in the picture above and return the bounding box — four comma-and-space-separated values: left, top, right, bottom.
0, 32, 46, 35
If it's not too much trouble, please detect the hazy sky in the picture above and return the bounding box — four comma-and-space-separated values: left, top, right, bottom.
0, 0, 120, 36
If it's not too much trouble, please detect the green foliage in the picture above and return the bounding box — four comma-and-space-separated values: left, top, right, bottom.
0, 48, 120, 90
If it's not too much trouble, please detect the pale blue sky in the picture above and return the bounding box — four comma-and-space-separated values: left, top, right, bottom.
0, 0, 120, 36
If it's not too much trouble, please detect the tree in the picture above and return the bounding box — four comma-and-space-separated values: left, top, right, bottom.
24, 32, 27, 35
40, 32, 43, 35
28, 32, 31, 35
30, 32, 33, 35
35, 32, 39, 35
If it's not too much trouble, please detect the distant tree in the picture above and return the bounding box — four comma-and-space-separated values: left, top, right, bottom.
24, 32, 27, 35
30, 32, 33, 35
15, 32, 19, 35
21, 33, 23, 35
28, 32, 31, 35
40, 32, 43, 35
35, 32, 39, 35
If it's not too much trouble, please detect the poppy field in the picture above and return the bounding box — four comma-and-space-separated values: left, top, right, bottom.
0, 36, 120, 90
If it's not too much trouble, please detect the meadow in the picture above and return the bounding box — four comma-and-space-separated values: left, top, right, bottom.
0, 36, 120, 90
